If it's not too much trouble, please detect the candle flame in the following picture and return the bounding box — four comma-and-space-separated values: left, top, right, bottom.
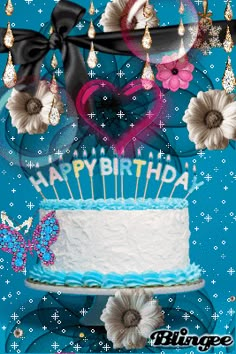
100, 147, 105, 157
73, 150, 78, 158
83, 150, 88, 158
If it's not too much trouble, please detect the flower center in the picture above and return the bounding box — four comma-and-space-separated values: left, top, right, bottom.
204, 110, 223, 129
25, 98, 43, 115
122, 309, 141, 328
172, 68, 179, 75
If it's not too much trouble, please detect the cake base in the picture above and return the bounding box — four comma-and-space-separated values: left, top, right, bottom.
25, 279, 205, 295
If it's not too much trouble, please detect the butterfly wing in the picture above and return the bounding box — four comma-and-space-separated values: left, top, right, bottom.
32, 211, 60, 266
0, 224, 27, 272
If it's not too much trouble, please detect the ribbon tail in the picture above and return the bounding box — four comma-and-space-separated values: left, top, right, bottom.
62, 41, 89, 107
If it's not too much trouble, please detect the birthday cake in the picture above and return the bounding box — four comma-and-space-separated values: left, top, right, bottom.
28, 197, 201, 288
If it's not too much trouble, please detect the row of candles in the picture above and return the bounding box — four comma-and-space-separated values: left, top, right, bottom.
31, 148, 202, 201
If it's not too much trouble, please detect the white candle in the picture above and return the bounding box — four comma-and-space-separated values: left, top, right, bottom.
59, 155, 74, 199
143, 152, 153, 199
49, 155, 60, 200
84, 149, 94, 199
73, 150, 83, 200
100, 147, 107, 200
156, 154, 171, 199
134, 148, 142, 200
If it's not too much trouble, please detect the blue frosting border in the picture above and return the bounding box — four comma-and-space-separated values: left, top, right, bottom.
40, 197, 188, 211
28, 263, 201, 288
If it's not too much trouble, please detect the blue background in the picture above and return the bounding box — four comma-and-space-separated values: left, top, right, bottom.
0, 0, 235, 353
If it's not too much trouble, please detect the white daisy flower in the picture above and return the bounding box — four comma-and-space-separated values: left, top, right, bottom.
100, 289, 164, 350
100, 0, 159, 33
183, 90, 236, 150
6, 81, 64, 135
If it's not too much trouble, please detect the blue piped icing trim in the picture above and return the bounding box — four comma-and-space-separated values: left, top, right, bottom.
28, 263, 201, 288
40, 198, 188, 211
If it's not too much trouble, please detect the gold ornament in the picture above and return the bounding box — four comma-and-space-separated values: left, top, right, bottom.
50, 74, 59, 95
3, 51, 17, 88
178, 18, 185, 36
141, 53, 155, 90
222, 56, 235, 93
142, 24, 152, 50
49, 97, 61, 126
49, 26, 54, 35
179, 1, 185, 15
88, 21, 96, 39
199, 0, 212, 26
89, 1, 95, 16
5, 0, 14, 16
4, 22, 14, 49
87, 42, 98, 69
143, 0, 153, 18
51, 53, 58, 70
224, 0, 233, 22
223, 25, 234, 53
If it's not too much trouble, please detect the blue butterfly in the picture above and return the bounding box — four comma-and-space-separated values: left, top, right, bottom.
0, 211, 60, 272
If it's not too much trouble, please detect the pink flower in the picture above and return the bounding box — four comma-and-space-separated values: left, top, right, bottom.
156, 54, 194, 92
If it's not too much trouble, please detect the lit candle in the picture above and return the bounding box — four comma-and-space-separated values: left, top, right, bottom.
113, 149, 118, 200
156, 154, 171, 199
184, 164, 204, 200
49, 155, 60, 200
84, 149, 94, 199
59, 155, 74, 199
73, 150, 83, 200
134, 148, 142, 200
169, 162, 188, 199
120, 149, 125, 200
100, 147, 107, 200
143, 152, 153, 199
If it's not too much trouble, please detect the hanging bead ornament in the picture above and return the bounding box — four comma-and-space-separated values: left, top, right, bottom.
141, 53, 155, 90
178, 18, 185, 36
87, 2, 98, 68
88, 21, 96, 39
87, 42, 98, 69
89, 1, 95, 16
179, 1, 185, 15
3, 51, 17, 88
222, 56, 235, 93
224, 0, 233, 21
198, 0, 212, 27
143, 0, 153, 18
51, 53, 58, 70
223, 25, 234, 53
49, 76, 61, 126
48, 41, 61, 126
142, 24, 152, 50
4, 22, 14, 49
222, 0, 235, 93
5, 0, 14, 16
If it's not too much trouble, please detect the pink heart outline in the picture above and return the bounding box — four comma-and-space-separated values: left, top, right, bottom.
76, 79, 163, 155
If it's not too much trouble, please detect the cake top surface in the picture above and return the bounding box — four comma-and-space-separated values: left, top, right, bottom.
40, 198, 188, 211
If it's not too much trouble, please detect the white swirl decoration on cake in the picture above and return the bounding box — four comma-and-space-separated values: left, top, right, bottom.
100, 0, 159, 32
183, 90, 236, 150
100, 289, 164, 349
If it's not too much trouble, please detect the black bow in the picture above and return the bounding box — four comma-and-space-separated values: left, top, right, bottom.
0, 0, 232, 104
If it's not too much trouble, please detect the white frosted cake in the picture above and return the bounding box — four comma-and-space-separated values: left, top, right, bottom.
28, 198, 201, 288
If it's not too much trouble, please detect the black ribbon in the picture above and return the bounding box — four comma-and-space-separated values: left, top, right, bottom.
0, 0, 234, 104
